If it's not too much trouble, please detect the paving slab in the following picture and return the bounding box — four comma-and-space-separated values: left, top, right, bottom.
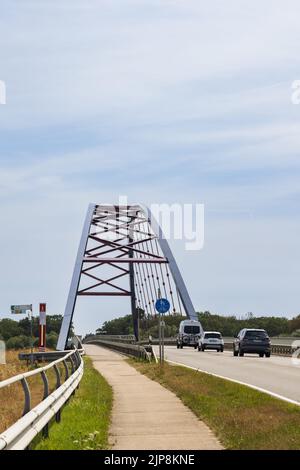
85, 344, 223, 450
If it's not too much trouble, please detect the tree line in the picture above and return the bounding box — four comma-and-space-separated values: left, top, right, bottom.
94, 311, 300, 339
0, 315, 65, 349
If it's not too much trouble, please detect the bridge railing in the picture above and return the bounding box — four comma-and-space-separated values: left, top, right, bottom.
222, 342, 297, 356
139, 338, 297, 356
84, 335, 297, 358
18, 335, 84, 365
84, 334, 136, 344
84, 337, 152, 361
0, 348, 84, 450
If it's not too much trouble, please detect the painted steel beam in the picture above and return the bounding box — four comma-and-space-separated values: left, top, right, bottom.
57, 204, 95, 350
82, 257, 167, 263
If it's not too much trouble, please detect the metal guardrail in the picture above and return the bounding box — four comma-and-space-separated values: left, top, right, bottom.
266, 344, 296, 356
85, 335, 297, 357
0, 348, 84, 450
223, 336, 298, 346
222, 342, 296, 356
140, 338, 297, 356
84, 338, 151, 361
84, 334, 136, 344
18, 350, 78, 364
18, 335, 84, 364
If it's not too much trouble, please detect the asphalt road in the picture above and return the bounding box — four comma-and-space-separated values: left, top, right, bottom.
154, 346, 300, 404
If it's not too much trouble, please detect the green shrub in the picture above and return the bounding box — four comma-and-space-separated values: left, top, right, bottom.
46, 331, 58, 349
6, 335, 31, 349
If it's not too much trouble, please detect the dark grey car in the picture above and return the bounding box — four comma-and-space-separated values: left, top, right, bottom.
233, 329, 271, 357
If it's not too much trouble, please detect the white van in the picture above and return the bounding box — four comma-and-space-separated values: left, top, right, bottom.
177, 320, 202, 349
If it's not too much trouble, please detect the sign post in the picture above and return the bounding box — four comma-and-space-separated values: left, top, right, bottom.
39, 303, 46, 352
155, 293, 170, 367
26, 309, 34, 366
11, 305, 33, 365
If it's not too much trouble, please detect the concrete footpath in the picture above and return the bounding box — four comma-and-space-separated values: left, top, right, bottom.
85, 344, 223, 450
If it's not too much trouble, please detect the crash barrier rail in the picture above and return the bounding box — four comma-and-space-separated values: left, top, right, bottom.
222, 342, 297, 356
84, 338, 152, 361
84, 335, 298, 357
140, 339, 297, 356
84, 334, 136, 344
0, 348, 84, 450
262, 344, 297, 356
18, 336, 84, 365
18, 350, 77, 364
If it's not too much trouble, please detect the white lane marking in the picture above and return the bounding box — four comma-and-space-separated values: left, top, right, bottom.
166, 359, 300, 407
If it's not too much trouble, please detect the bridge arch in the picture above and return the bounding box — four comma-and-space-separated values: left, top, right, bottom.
57, 204, 200, 350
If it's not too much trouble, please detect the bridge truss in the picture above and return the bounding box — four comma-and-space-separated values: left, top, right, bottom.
57, 204, 199, 350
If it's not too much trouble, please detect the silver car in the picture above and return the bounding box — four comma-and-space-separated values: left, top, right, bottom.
198, 331, 224, 352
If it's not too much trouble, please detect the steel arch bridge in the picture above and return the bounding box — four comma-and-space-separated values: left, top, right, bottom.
57, 203, 200, 350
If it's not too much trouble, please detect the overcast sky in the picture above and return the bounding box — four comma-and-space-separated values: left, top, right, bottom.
0, 1, 300, 335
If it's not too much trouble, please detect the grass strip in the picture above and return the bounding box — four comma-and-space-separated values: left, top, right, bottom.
129, 359, 300, 450
32, 356, 112, 450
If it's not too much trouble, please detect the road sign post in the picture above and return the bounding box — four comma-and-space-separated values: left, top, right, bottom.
161, 319, 165, 363
11, 305, 34, 365
25, 309, 34, 366
155, 295, 170, 367
158, 315, 162, 363
39, 303, 46, 352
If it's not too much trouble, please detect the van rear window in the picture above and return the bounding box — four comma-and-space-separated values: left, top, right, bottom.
184, 326, 200, 334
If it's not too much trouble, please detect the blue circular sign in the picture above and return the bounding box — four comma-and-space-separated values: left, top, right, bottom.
155, 298, 170, 314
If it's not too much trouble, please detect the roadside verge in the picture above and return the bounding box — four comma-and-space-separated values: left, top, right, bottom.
85, 344, 222, 450
129, 359, 300, 450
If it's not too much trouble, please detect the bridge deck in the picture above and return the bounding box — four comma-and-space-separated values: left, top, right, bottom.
85, 344, 223, 450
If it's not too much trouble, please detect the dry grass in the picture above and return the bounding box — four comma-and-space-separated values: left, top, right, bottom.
0, 349, 64, 434
130, 360, 300, 450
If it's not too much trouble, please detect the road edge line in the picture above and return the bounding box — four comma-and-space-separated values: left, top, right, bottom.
166, 359, 300, 407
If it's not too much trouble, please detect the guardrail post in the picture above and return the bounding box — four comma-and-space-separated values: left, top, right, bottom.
73, 351, 79, 369
69, 356, 76, 396
21, 378, 31, 416
41, 370, 49, 438
76, 350, 81, 368
53, 364, 61, 389
41, 370, 49, 399
69, 356, 75, 375
55, 409, 61, 423
63, 359, 69, 380
75, 351, 81, 389
53, 364, 62, 423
